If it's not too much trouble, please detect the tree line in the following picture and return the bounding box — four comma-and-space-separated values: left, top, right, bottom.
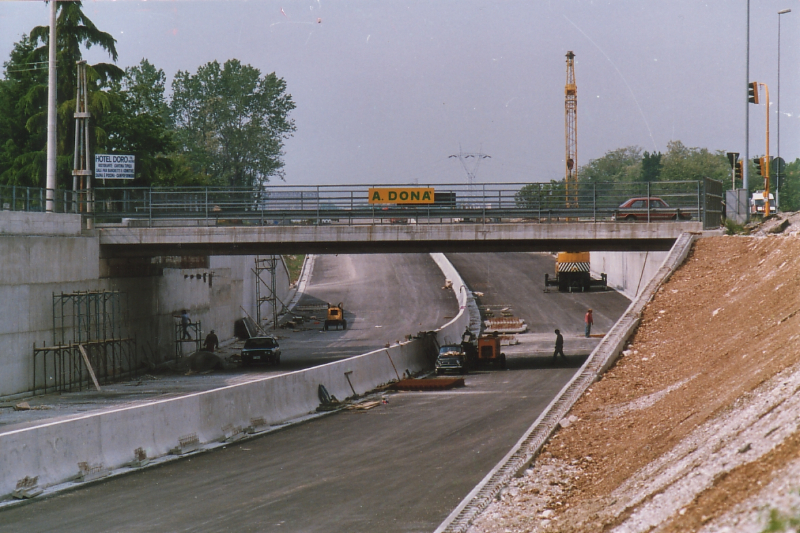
0, 2, 295, 190
516, 140, 800, 212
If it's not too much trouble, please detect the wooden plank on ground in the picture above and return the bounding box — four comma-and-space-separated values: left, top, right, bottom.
78, 344, 102, 392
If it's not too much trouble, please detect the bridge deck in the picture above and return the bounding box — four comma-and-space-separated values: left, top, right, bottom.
97, 221, 701, 256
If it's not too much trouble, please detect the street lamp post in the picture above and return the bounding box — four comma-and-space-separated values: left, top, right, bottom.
746, 0, 751, 195
46, 0, 57, 212
778, 8, 791, 210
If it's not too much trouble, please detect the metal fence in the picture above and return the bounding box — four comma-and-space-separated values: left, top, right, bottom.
0, 180, 722, 228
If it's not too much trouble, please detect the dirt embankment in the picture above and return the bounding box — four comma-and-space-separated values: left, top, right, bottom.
471, 229, 800, 533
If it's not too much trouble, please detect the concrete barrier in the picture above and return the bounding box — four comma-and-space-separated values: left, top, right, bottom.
0, 340, 427, 498
0, 252, 467, 499
429, 252, 471, 346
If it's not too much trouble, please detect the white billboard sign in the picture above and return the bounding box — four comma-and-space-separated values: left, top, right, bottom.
95, 154, 135, 180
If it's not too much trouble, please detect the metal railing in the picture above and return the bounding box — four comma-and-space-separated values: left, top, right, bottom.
0, 180, 720, 229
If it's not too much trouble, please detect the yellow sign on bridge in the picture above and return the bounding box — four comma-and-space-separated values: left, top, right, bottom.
368, 187, 435, 204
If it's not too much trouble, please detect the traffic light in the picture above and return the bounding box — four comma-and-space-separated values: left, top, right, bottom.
754, 157, 765, 177
748, 81, 759, 104
735, 160, 743, 183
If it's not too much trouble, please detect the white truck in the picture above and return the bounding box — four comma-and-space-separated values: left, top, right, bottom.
750, 190, 776, 216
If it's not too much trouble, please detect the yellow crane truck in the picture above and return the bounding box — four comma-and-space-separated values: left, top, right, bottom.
544, 252, 608, 292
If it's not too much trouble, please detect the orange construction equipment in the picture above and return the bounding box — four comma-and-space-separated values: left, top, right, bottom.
476, 333, 506, 369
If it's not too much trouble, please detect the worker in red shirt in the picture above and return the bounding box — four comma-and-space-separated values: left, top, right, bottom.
585, 309, 593, 338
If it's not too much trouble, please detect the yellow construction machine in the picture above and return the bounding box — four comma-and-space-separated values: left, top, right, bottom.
544, 252, 608, 292
323, 302, 347, 331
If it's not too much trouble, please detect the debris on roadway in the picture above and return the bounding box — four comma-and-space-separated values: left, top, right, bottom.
391, 378, 465, 391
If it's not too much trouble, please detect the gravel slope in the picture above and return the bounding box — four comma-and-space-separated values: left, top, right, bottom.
470, 221, 800, 533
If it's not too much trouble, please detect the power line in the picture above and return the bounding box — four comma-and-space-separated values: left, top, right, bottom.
5, 65, 50, 74
448, 145, 491, 192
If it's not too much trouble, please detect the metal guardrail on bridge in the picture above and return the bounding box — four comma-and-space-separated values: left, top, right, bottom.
0, 180, 723, 230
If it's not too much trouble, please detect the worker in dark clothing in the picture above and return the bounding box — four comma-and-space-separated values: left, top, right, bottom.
462, 327, 476, 343
204, 330, 219, 352
553, 329, 566, 360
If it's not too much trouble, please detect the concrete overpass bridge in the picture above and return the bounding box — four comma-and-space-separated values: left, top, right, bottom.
97, 221, 702, 257
1, 180, 721, 257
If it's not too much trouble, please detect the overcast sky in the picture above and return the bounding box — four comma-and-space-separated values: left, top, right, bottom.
1, 0, 798, 186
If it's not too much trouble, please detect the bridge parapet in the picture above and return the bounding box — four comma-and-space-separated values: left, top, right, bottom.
1, 180, 721, 230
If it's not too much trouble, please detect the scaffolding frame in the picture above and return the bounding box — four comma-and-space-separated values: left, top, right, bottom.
32, 338, 137, 395
174, 321, 202, 360
53, 290, 123, 346
254, 256, 280, 330
31, 290, 140, 395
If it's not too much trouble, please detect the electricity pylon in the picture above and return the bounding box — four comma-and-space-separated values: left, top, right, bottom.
449, 146, 491, 197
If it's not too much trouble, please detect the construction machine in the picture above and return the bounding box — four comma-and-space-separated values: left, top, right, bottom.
476, 333, 506, 369
323, 302, 347, 331
445, 328, 506, 371
544, 252, 608, 292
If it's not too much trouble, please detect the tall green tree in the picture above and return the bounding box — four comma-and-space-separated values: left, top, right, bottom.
171, 59, 296, 187
659, 140, 728, 183
0, 2, 122, 189
641, 151, 663, 182
98, 59, 181, 185
0, 35, 46, 187
775, 158, 800, 211
578, 146, 642, 185
514, 180, 567, 209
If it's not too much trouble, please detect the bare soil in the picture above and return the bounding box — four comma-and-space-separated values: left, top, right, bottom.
471, 214, 800, 533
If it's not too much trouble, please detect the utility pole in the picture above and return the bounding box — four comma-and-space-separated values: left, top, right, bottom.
761, 82, 771, 216
73, 60, 92, 223
777, 8, 791, 209
744, 0, 750, 195
565, 51, 578, 208
46, 0, 57, 212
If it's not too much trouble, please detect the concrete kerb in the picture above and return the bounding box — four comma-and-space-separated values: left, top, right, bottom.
434, 232, 699, 533
284, 253, 315, 316
0, 251, 466, 503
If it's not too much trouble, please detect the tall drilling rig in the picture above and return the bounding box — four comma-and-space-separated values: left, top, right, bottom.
565, 51, 578, 208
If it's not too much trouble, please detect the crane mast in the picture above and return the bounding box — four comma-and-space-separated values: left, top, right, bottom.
565, 51, 578, 208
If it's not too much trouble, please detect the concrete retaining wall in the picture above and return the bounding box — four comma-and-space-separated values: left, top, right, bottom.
0, 211, 81, 236
0, 211, 290, 398
591, 251, 668, 300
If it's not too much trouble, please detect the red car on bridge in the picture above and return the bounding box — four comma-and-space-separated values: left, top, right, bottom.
613, 197, 692, 222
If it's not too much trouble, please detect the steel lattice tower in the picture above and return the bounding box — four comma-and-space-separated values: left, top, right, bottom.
565, 51, 578, 208
72, 60, 92, 216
